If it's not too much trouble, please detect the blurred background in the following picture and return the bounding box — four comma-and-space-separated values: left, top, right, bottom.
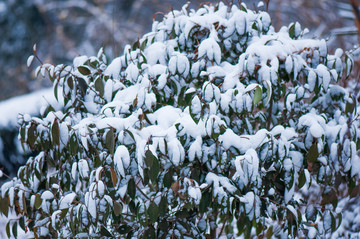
0, 0, 358, 101
0, 0, 359, 177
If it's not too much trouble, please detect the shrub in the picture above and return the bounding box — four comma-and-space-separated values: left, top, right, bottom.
1, 2, 359, 238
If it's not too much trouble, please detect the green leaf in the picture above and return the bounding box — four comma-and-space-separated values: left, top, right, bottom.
148, 202, 159, 223
331, 211, 336, 232
177, 86, 187, 106
94, 155, 102, 168
145, 225, 156, 239
100, 226, 113, 237
336, 213, 342, 231
145, 150, 154, 168
78, 66, 91, 75
54, 81, 59, 101
19, 217, 25, 231
51, 120, 60, 146
345, 55, 353, 78
128, 177, 136, 200
163, 168, 173, 188
266, 226, 273, 239
176, 209, 189, 219
184, 91, 195, 105
117, 224, 132, 234
321, 189, 338, 208
20, 127, 26, 142
27, 124, 37, 147
252, 22, 258, 31
12, 221, 17, 238
114, 201, 122, 216
199, 187, 211, 214
145, 150, 160, 183
264, 80, 272, 106
307, 143, 319, 163
159, 220, 168, 232
143, 168, 150, 186
6, 221, 10, 238
67, 77, 74, 89
0, 197, 9, 217
159, 196, 167, 218
95, 77, 104, 97
22, 192, 27, 214
240, 4, 248, 12
140, 38, 148, 51
69, 134, 79, 155
105, 128, 115, 155
34, 194, 42, 210
34, 227, 39, 239
345, 97, 356, 115
256, 221, 264, 236
289, 23, 295, 39
109, 167, 118, 187
298, 170, 306, 189
350, 184, 360, 198
59, 208, 69, 220
150, 157, 160, 183
77, 78, 88, 95
253, 86, 262, 105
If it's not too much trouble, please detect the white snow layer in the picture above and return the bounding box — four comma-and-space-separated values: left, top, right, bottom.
0, 88, 60, 127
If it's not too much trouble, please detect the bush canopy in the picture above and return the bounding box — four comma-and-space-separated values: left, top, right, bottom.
1, 2, 359, 238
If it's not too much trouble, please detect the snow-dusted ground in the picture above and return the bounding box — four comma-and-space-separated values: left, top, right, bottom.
0, 88, 60, 128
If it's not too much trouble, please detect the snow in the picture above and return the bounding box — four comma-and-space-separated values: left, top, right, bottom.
85, 192, 97, 219
198, 37, 222, 65
286, 205, 298, 220
59, 122, 69, 147
309, 124, 324, 138
257, 1, 264, 8
97, 180, 105, 198
316, 64, 331, 90
116, 183, 128, 199
188, 136, 202, 161
104, 57, 122, 78
71, 162, 78, 180
243, 191, 255, 220
59, 192, 76, 209
0, 88, 60, 127
205, 172, 236, 200
114, 145, 130, 177
233, 148, 260, 189
27, 55, 34, 67
185, 178, 201, 204
168, 53, 190, 77
286, 93, 296, 111
167, 138, 184, 166
125, 63, 139, 83
298, 111, 326, 138
351, 142, 360, 177
73, 55, 88, 67
78, 159, 89, 179
283, 158, 293, 171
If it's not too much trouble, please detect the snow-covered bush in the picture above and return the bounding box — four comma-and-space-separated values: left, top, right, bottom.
0, 88, 60, 180
1, 2, 359, 238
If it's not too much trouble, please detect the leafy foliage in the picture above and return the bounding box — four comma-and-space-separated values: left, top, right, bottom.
1, 2, 359, 238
